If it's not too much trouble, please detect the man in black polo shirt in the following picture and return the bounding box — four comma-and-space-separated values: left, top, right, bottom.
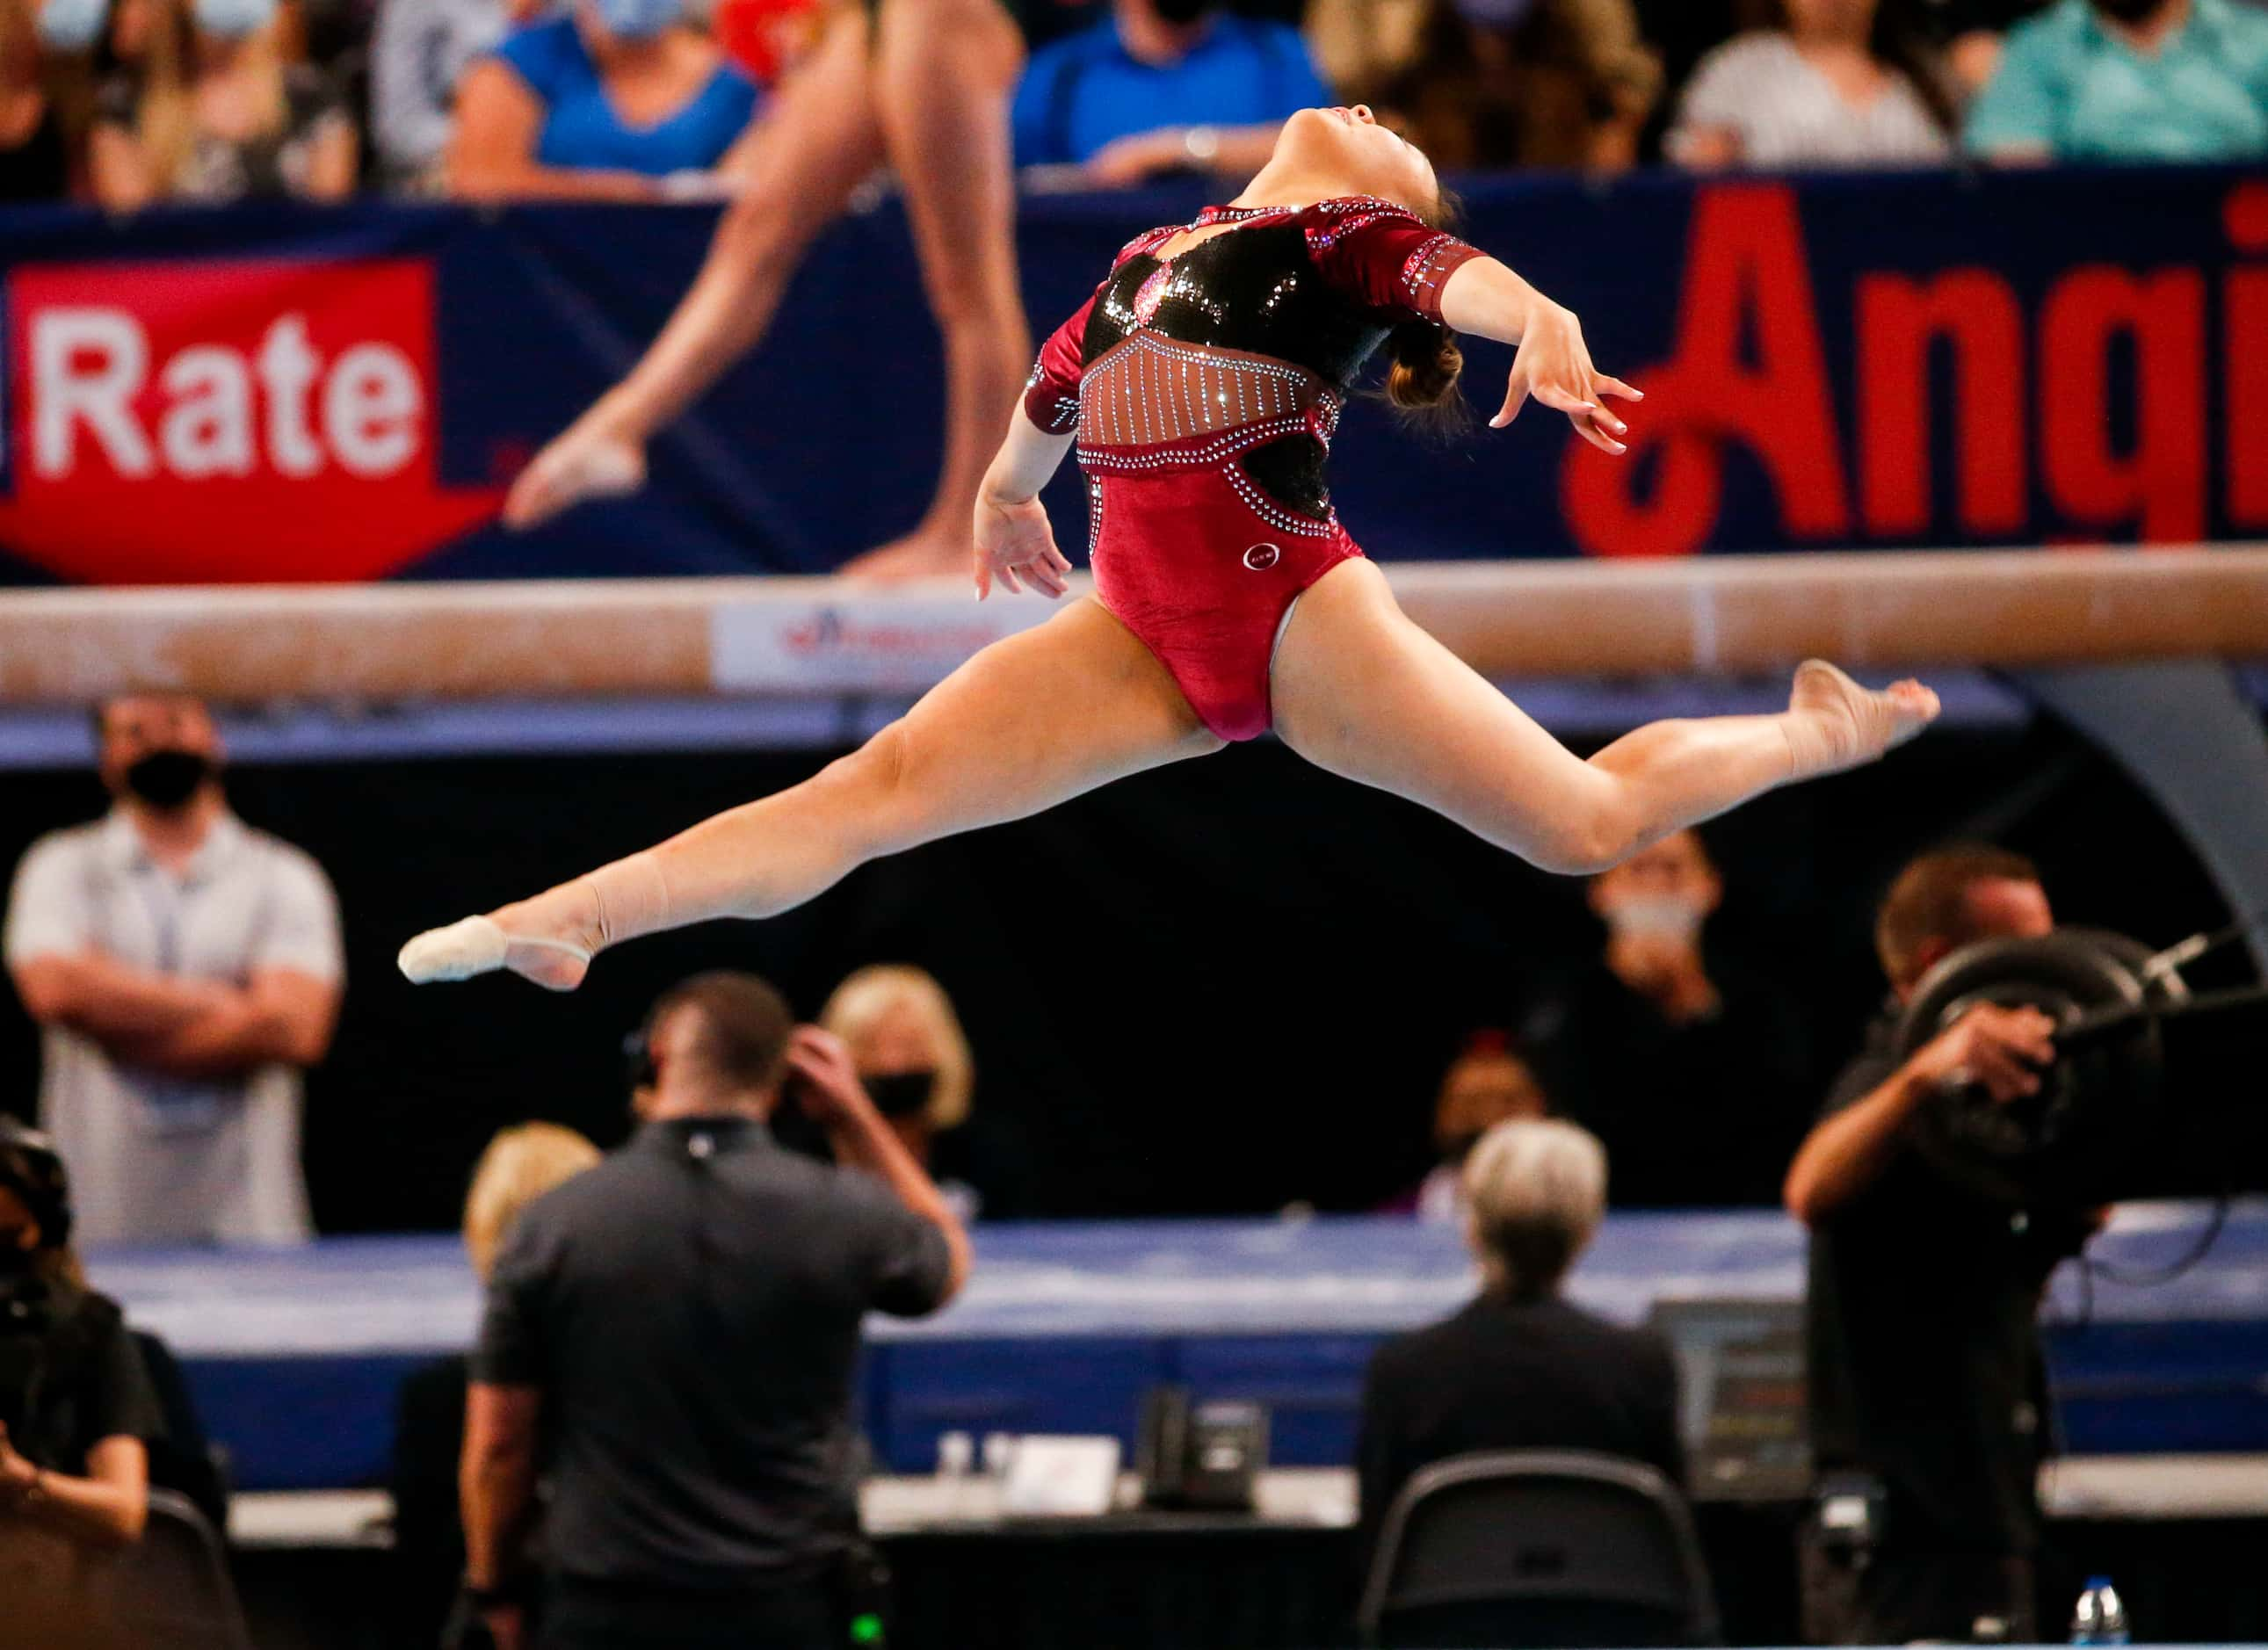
1786, 846, 2092, 1644
460, 971, 971, 1650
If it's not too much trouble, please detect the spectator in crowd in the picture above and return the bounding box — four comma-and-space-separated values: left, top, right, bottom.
368, 0, 514, 190
1965, 0, 2268, 163
4, 695, 344, 1247
392, 1123, 601, 1646
446, 0, 761, 201
1669, 0, 1958, 170
817, 963, 1034, 1221
1356, 1120, 1682, 1577
1911, 0, 2059, 96
0, 1119, 162, 1648
1373, 0, 1663, 172
1395, 1031, 1547, 1220
1303, 0, 1424, 104
0, 0, 91, 199
460, 972, 968, 1650
88, 0, 356, 206
1786, 845, 2090, 1644
1522, 829, 1811, 1208
1010, 0, 1331, 185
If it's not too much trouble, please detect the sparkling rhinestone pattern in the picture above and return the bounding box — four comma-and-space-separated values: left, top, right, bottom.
1079, 332, 1328, 454
1022, 197, 1482, 520
1223, 463, 1337, 538
1023, 360, 1081, 436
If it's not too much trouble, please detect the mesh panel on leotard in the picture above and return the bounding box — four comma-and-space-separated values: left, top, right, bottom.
1076, 333, 1330, 454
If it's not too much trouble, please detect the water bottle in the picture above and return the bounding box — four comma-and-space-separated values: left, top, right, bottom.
2071, 1575, 2130, 1646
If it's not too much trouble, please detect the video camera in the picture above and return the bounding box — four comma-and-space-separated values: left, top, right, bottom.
1892, 924, 2268, 1207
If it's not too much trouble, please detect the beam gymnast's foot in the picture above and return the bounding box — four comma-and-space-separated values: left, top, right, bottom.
1784, 659, 1939, 778
399, 851, 670, 990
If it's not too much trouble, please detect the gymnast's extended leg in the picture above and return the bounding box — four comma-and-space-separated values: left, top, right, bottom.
400, 600, 1222, 988
1270, 559, 1938, 876
501, 7, 887, 527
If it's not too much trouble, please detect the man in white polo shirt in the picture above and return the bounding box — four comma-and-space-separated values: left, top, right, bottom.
4, 696, 343, 1246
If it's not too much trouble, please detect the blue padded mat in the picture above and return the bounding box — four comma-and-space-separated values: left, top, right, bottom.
87, 1202, 2268, 1489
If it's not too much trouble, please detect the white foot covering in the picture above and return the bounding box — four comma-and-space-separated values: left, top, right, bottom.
396, 916, 592, 984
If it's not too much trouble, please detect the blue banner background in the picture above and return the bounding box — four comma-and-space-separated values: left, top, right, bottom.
0, 163, 2258, 583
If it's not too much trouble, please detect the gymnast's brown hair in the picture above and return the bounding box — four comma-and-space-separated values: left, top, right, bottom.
1382, 185, 1468, 436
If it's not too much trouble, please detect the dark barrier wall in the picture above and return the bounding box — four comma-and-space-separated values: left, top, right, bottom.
3, 164, 2264, 583
2, 720, 2256, 1228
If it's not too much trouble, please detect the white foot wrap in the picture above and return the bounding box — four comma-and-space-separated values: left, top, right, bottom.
396, 916, 591, 984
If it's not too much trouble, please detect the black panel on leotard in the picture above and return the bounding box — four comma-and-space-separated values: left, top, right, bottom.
1079, 222, 1399, 392
1238, 434, 1332, 522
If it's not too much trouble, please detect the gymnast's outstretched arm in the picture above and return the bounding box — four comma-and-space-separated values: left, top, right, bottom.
1435, 257, 1643, 456
972, 412, 1078, 600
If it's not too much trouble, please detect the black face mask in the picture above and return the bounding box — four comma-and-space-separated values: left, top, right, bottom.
865, 1071, 938, 1119
2092, 0, 2169, 19
123, 748, 214, 810
1152, 0, 1215, 25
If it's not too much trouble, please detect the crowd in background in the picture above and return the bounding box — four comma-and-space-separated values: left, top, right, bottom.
4, 0, 2266, 208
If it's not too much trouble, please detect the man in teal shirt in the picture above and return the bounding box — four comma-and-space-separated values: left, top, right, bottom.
1966, 0, 2268, 162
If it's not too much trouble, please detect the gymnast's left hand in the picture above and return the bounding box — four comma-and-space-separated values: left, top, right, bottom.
1492, 301, 1641, 457
974, 493, 1072, 601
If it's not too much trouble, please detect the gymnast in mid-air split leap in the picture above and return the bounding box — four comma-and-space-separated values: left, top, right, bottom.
400, 105, 1938, 990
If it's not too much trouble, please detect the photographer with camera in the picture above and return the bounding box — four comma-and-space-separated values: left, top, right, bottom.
0, 1118, 165, 1649
457, 971, 970, 1650
1786, 846, 2095, 1644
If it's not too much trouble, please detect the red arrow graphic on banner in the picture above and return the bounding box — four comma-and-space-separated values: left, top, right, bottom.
2, 256, 503, 583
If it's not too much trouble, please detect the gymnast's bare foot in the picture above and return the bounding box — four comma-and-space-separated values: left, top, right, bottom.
503, 417, 648, 532
1784, 659, 1940, 778
397, 882, 604, 991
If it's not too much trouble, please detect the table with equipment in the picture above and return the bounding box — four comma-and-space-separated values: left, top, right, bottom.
104, 1205, 2268, 1648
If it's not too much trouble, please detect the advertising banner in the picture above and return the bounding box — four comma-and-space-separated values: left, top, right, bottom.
0, 165, 2259, 584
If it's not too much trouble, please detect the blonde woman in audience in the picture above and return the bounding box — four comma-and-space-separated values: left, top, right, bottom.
1669, 0, 1957, 170
88, 0, 354, 206
819, 964, 1033, 1220
460, 1123, 605, 1279
390, 1123, 601, 1647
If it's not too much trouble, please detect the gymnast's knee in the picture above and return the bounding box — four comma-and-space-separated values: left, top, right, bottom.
816, 724, 920, 857
1522, 790, 1646, 878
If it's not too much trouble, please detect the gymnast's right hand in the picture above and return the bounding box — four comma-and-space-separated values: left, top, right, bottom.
973, 492, 1072, 601
502, 415, 648, 530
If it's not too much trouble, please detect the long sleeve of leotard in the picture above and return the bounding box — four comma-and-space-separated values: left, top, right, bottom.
1304, 200, 1486, 325
1020, 291, 1097, 436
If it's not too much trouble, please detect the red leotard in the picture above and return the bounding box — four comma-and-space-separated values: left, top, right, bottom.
1021, 197, 1483, 742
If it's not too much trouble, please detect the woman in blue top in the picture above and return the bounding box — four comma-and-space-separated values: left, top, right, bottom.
446, 0, 758, 200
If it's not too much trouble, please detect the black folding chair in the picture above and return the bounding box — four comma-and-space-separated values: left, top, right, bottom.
1357, 1449, 1721, 1649
101, 1487, 253, 1650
